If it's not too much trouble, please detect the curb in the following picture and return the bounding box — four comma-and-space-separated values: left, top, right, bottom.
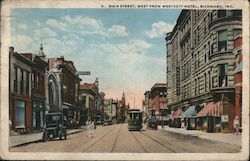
161, 128, 241, 147
10, 128, 88, 148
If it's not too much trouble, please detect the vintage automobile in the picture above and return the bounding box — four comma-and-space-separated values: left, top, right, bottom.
148, 116, 158, 130
42, 113, 67, 141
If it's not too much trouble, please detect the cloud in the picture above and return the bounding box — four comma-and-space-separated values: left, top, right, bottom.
18, 23, 27, 30
108, 25, 129, 37
34, 27, 57, 38
46, 18, 67, 31
64, 15, 103, 30
146, 21, 174, 38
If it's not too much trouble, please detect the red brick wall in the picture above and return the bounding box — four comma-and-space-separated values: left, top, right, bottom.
234, 36, 242, 48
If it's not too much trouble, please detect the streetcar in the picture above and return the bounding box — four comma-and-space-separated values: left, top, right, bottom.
127, 109, 143, 131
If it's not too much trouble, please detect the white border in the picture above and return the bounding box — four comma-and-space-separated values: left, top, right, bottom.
1, 0, 249, 160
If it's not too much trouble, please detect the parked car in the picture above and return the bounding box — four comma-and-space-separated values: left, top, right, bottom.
42, 113, 67, 141
148, 116, 158, 130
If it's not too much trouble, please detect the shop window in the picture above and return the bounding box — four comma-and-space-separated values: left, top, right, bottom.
32, 111, 36, 128
218, 10, 226, 18
40, 111, 44, 127
218, 30, 227, 52
16, 100, 25, 127
218, 64, 228, 87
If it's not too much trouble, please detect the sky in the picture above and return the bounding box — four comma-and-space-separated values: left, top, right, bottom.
11, 8, 181, 108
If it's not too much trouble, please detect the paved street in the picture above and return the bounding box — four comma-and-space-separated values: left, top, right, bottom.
10, 123, 241, 153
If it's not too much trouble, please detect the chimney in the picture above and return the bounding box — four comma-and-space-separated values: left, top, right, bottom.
9, 46, 14, 53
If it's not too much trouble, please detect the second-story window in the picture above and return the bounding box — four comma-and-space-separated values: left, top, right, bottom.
20, 70, 24, 95
218, 64, 228, 87
26, 72, 29, 96
218, 10, 226, 18
14, 67, 18, 93
218, 30, 227, 52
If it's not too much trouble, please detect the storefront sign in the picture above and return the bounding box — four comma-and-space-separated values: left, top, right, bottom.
221, 115, 228, 123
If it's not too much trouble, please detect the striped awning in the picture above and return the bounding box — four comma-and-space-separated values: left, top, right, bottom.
171, 108, 183, 119
196, 102, 221, 117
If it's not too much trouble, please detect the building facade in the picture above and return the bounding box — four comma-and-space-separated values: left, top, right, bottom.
9, 47, 33, 133
166, 10, 242, 132
21, 46, 48, 131
47, 57, 81, 127
79, 82, 98, 121
149, 83, 168, 116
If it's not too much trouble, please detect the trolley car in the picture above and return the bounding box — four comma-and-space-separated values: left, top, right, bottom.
127, 109, 142, 131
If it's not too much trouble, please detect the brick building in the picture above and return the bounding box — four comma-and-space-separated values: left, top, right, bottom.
9, 47, 33, 133
233, 35, 242, 127
166, 10, 242, 132
149, 83, 168, 116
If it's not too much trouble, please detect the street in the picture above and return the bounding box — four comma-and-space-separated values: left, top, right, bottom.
10, 123, 241, 153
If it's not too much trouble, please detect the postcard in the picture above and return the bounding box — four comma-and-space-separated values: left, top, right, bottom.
0, 0, 249, 160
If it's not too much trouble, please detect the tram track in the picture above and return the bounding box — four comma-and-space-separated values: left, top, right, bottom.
110, 124, 122, 152
130, 131, 148, 153
129, 129, 177, 153
82, 125, 116, 152
140, 131, 177, 153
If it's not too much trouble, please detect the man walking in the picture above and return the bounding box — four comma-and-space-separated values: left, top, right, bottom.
233, 116, 240, 135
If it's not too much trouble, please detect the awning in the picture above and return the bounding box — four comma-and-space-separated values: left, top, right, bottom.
196, 102, 220, 117
181, 105, 196, 118
171, 108, 182, 119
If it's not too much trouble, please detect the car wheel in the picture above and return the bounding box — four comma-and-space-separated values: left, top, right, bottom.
42, 132, 47, 142
64, 131, 67, 140
59, 130, 62, 140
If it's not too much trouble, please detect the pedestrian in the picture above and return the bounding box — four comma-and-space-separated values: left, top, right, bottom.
90, 120, 95, 137
161, 119, 164, 129
233, 116, 240, 135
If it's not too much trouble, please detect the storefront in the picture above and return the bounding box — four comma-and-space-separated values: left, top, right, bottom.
32, 100, 45, 130
171, 108, 182, 128
196, 102, 221, 133
12, 96, 32, 133
181, 105, 196, 130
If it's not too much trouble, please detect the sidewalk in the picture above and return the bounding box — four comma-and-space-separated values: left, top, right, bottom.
161, 126, 242, 146
9, 126, 88, 147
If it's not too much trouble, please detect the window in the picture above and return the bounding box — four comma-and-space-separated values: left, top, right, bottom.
82, 96, 86, 106
218, 64, 228, 87
16, 100, 25, 127
232, 10, 242, 17
204, 73, 207, 92
20, 70, 24, 95
233, 29, 242, 39
208, 71, 211, 90
204, 45, 207, 63
218, 10, 226, 18
26, 72, 29, 96
14, 67, 18, 93
218, 30, 227, 52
